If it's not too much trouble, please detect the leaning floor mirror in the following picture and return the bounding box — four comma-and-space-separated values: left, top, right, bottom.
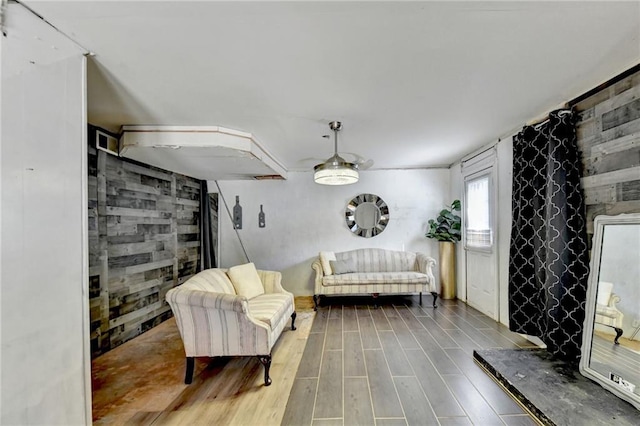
580, 213, 640, 410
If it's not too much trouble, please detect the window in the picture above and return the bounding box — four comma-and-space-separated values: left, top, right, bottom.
465, 174, 493, 248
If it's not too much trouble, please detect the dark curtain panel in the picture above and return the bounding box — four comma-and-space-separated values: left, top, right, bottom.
509, 109, 590, 360
199, 180, 216, 270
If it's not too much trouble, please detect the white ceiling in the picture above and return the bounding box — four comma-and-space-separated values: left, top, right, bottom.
24, 1, 640, 175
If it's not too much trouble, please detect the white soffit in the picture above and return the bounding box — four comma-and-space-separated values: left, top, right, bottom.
120, 126, 288, 181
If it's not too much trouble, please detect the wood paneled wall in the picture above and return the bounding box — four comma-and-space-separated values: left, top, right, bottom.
88, 131, 201, 357
575, 69, 640, 238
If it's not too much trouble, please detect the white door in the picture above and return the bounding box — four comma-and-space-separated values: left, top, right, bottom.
463, 150, 499, 320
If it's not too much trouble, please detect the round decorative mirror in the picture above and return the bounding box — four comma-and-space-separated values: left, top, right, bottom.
345, 193, 389, 238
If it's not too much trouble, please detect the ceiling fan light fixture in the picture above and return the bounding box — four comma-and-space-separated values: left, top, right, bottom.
314, 155, 359, 185
313, 121, 360, 185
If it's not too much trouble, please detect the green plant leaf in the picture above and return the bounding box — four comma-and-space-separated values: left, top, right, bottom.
425, 199, 462, 242
441, 211, 456, 221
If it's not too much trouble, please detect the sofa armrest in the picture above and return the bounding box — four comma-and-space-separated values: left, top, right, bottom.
596, 293, 624, 330
257, 269, 286, 294
312, 259, 325, 292
166, 287, 248, 313
609, 293, 621, 308
416, 252, 437, 292
311, 260, 323, 275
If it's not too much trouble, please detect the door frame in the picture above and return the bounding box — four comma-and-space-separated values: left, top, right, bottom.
461, 148, 499, 320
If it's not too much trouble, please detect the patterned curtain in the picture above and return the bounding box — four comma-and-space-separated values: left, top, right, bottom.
509, 109, 590, 360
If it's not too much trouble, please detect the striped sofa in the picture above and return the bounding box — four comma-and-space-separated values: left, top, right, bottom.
165, 267, 296, 386
312, 248, 437, 310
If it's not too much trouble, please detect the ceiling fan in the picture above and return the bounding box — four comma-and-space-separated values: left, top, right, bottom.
312, 121, 373, 186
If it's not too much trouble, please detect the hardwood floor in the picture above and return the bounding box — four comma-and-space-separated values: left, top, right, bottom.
92, 296, 539, 425
92, 297, 315, 425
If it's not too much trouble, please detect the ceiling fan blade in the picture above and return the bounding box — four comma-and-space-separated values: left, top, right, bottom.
296, 157, 330, 170
358, 159, 374, 170
339, 152, 374, 169
298, 157, 325, 163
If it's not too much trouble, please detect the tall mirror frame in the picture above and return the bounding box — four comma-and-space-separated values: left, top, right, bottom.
580, 213, 640, 410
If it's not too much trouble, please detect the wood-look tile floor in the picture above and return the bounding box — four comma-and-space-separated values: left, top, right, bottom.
282, 295, 541, 426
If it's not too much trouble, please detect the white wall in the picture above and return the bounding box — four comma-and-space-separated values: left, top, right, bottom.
1, 5, 90, 424
449, 137, 514, 326
210, 169, 449, 295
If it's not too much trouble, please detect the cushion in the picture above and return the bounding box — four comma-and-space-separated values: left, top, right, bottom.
596, 305, 621, 319
330, 259, 356, 274
597, 281, 614, 306
228, 262, 264, 299
319, 251, 336, 275
323, 271, 428, 286
248, 293, 293, 327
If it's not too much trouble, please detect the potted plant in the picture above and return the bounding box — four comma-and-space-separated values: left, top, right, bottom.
426, 200, 461, 299
425, 200, 462, 242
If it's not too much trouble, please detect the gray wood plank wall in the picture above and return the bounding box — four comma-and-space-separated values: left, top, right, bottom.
88, 140, 201, 357
575, 70, 640, 239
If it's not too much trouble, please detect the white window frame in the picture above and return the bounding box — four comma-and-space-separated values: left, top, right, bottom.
461, 148, 496, 254
464, 171, 494, 252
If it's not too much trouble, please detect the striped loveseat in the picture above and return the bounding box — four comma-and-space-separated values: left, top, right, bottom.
312, 248, 437, 310
166, 264, 296, 386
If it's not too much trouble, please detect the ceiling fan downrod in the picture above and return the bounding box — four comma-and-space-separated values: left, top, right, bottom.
329, 120, 342, 156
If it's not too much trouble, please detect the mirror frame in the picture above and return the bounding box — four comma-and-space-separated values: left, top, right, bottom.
345, 193, 389, 238
579, 213, 640, 410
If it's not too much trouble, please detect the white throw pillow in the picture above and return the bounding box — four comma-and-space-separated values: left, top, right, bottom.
319, 251, 336, 275
228, 262, 265, 299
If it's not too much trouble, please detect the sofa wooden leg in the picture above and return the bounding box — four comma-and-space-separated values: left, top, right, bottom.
185, 357, 195, 384
258, 355, 272, 386
614, 327, 623, 345
431, 292, 438, 308
372, 293, 380, 309
419, 292, 423, 306
313, 295, 319, 311
291, 311, 297, 330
